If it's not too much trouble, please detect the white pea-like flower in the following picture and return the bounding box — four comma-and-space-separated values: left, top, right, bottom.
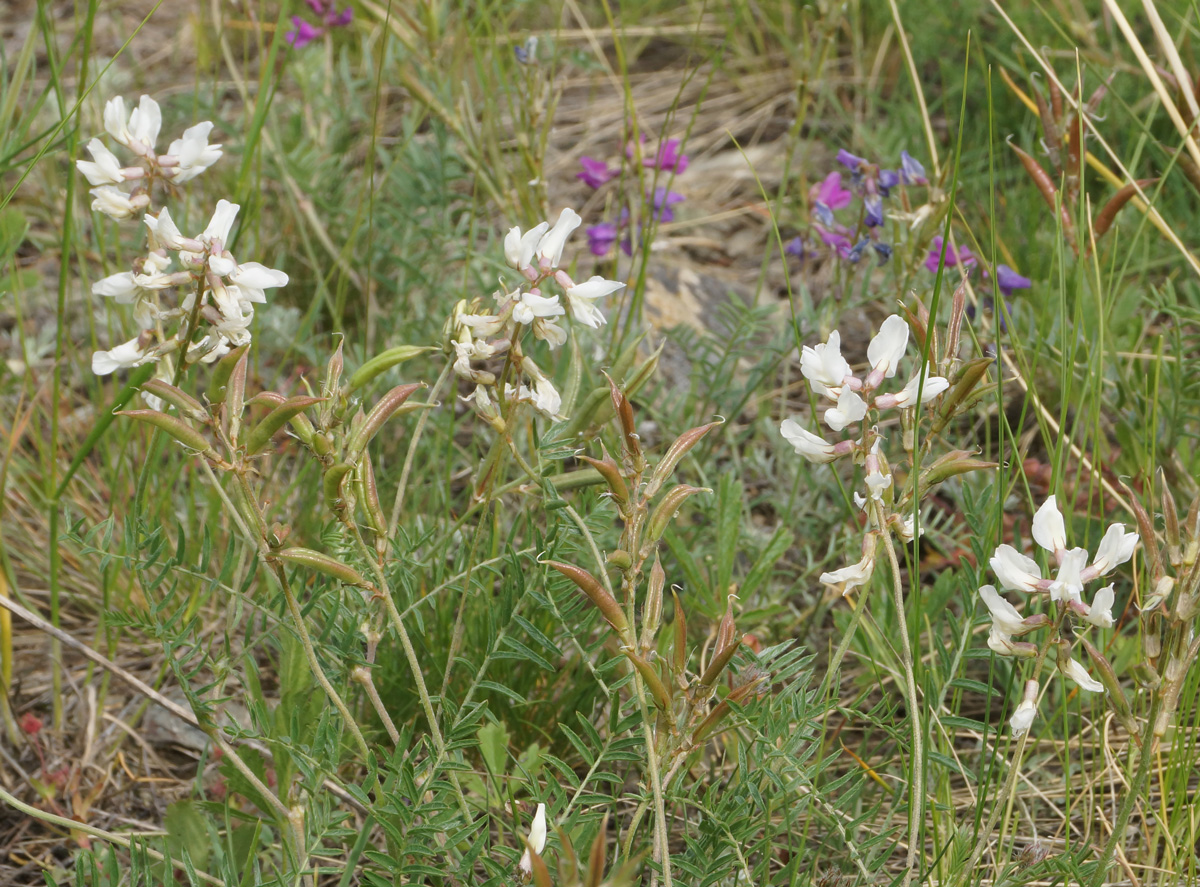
1059, 657, 1104, 692
165, 121, 223, 183
77, 138, 128, 187
518, 802, 548, 877
104, 95, 162, 154
780, 419, 839, 463
800, 330, 851, 399
979, 585, 1026, 638
564, 276, 623, 328
1010, 680, 1039, 736
505, 222, 549, 273
1032, 495, 1068, 554
1083, 584, 1115, 628
536, 208, 582, 269
1049, 547, 1088, 604
92, 336, 152, 375
823, 388, 867, 432
819, 552, 875, 596
879, 365, 949, 408
1088, 523, 1138, 577
989, 544, 1042, 593
865, 314, 909, 380
90, 186, 146, 220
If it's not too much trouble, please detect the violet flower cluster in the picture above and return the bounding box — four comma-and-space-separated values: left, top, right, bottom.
79, 96, 288, 378
447, 208, 624, 423
787, 149, 928, 266
286, 0, 353, 49
576, 136, 689, 258
978, 495, 1138, 735
924, 236, 1033, 299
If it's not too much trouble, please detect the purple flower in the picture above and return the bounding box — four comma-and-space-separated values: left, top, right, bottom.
872, 242, 893, 264
844, 238, 869, 264
996, 264, 1032, 296
645, 139, 689, 174
577, 156, 617, 189
925, 236, 976, 273
817, 227, 851, 252
864, 193, 884, 228
286, 16, 323, 48
586, 223, 618, 256
305, 0, 325, 13
813, 202, 837, 227
650, 187, 685, 222
812, 172, 852, 210
878, 169, 900, 196
900, 151, 927, 185
785, 236, 806, 259
514, 36, 538, 64
837, 149, 868, 172
625, 134, 648, 159
326, 5, 353, 26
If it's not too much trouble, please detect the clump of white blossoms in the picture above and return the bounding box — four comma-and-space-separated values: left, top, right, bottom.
82, 95, 287, 381
978, 494, 1138, 736
448, 208, 624, 423
76, 95, 222, 220
779, 314, 951, 595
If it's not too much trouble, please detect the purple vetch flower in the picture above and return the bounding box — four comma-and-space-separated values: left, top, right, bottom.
785, 236, 806, 259
286, 16, 323, 47
864, 193, 884, 227
925, 236, 976, 273
813, 202, 837, 227
514, 36, 538, 64
878, 168, 900, 196
327, 5, 353, 26
900, 150, 927, 185
872, 242, 893, 264
844, 238, 870, 264
577, 156, 617, 189
586, 223, 618, 256
837, 149, 868, 172
649, 186, 685, 222
996, 264, 1032, 296
646, 139, 689, 174
812, 172, 853, 210
817, 227, 851, 253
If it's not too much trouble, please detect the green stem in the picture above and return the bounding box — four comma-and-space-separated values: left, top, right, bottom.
388, 360, 453, 539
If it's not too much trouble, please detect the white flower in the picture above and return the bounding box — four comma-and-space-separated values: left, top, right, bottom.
1083, 584, 1115, 628
93, 272, 142, 304
893, 513, 924, 543
505, 222, 549, 273
105, 95, 161, 153
989, 544, 1042, 593
886, 366, 950, 408
780, 419, 838, 463
1059, 657, 1104, 692
228, 262, 288, 303
1090, 523, 1137, 576
92, 336, 150, 375
820, 553, 875, 596
1032, 495, 1067, 553
979, 584, 1025, 637
1010, 681, 1038, 736
866, 315, 909, 380
565, 276, 622, 328
1049, 547, 1088, 603
823, 388, 867, 432
800, 330, 851, 399
518, 802, 547, 877
512, 291, 564, 326
522, 359, 565, 420
144, 207, 189, 250
90, 186, 141, 220
864, 440, 892, 501
537, 208, 581, 269
77, 138, 126, 187
103, 96, 131, 145
202, 199, 240, 248
165, 121, 223, 183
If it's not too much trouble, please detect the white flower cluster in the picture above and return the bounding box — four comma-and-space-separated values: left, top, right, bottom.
77, 95, 222, 220
779, 314, 950, 595
978, 495, 1138, 735
82, 96, 287, 378
451, 208, 624, 422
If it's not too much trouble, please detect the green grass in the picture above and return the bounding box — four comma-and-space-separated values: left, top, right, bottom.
2, 0, 1200, 884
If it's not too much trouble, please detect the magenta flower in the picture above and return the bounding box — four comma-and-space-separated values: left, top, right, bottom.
996, 265, 1032, 295
650, 187, 685, 222
577, 157, 617, 189
785, 236, 806, 259
817, 227, 851, 252
586, 223, 618, 256
645, 139, 689, 174
286, 16, 323, 48
925, 236, 976, 273
812, 172, 852, 210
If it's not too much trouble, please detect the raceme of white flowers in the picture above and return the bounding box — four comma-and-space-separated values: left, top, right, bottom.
978, 494, 1138, 735
778, 314, 949, 595
82, 96, 288, 379
450, 208, 625, 423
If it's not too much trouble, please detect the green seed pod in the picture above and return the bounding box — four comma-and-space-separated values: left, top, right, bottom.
640, 555, 665, 652
931, 357, 992, 434
545, 560, 629, 637
324, 462, 354, 513
606, 549, 633, 570
322, 339, 345, 401
244, 396, 324, 456
644, 485, 710, 549
347, 346, 436, 393
207, 343, 249, 406
671, 588, 687, 675
578, 454, 629, 505
226, 347, 250, 445
140, 379, 208, 421
274, 547, 370, 588
621, 647, 672, 711
645, 420, 722, 499
117, 410, 218, 459
345, 383, 425, 457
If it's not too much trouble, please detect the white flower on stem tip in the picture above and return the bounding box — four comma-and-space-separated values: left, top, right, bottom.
452, 339, 497, 384
228, 262, 289, 304
864, 439, 892, 501
104, 95, 161, 154
565, 276, 623, 328
820, 550, 875, 597
1049, 547, 1088, 604
77, 138, 127, 187
987, 625, 1037, 657
823, 388, 867, 432
505, 222, 550, 275
537, 208, 582, 270
202, 199, 240, 250
979, 585, 1026, 638
521, 358, 565, 420
92, 336, 151, 375
518, 803, 548, 877
877, 365, 950, 409
1088, 523, 1138, 577
144, 207, 193, 251
865, 315, 909, 383
512, 290, 564, 326
892, 513, 924, 543
90, 186, 146, 220
800, 329, 851, 399
164, 121, 223, 183
1059, 656, 1104, 692
1032, 495, 1067, 554
1083, 584, 1115, 628
989, 544, 1042, 593
780, 418, 839, 463
1010, 680, 1039, 736
93, 272, 142, 304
